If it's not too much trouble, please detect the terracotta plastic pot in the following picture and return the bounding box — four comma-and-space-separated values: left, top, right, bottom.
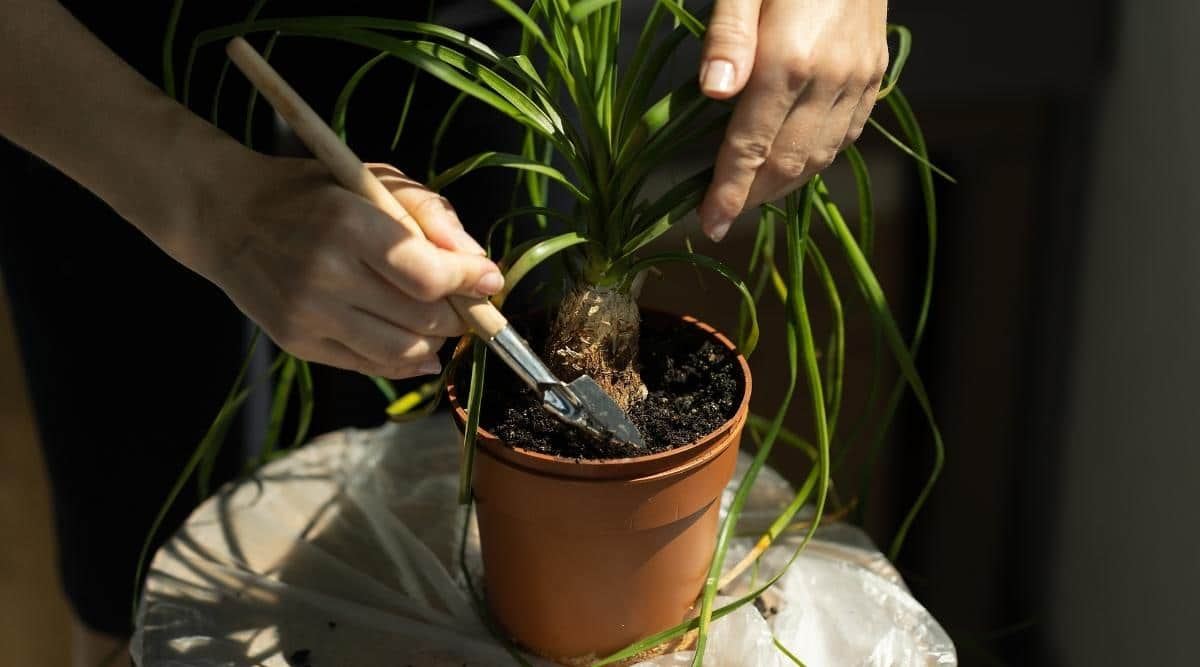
447, 312, 752, 661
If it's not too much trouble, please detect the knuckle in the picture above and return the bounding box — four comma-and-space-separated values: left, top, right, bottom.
730, 135, 773, 170
810, 148, 838, 170
771, 53, 815, 90
850, 59, 878, 89
846, 123, 866, 144
412, 193, 456, 219
769, 154, 808, 181
392, 333, 439, 360
812, 54, 856, 88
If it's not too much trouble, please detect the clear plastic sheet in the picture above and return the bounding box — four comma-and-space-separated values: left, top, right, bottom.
132, 417, 955, 666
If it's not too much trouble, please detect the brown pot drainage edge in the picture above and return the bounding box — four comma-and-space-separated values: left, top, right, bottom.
448, 313, 752, 661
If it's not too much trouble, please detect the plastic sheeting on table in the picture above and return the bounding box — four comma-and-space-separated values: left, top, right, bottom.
132, 416, 956, 666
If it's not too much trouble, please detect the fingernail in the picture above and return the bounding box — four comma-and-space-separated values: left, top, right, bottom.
456, 228, 486, 255
707, 218, 733, 243
700, 207, 733, 243
475, 271, 505, 296
416, 359, 443, 376
701, 59, 736, 95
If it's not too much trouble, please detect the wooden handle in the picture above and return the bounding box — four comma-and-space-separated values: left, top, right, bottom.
224, 37, 508, 338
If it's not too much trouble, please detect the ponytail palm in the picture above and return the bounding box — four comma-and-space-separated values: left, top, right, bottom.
143, 1, 952, 664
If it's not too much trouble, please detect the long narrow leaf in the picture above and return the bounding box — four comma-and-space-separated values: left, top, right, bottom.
428, 151, 588, 202
622, 168, 712, 255
622, 252, 758, 354
816, 181, 943, 560
866, 117, 956, 183
332, 52, 388, 140
162, 0, 185, 98
497, 233, 591, 306
877, 24, 912, 99
458, 341, 487, 504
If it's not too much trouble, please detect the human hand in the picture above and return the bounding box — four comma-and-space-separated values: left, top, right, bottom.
696, 0, 889, 241
176, 150, 501, 379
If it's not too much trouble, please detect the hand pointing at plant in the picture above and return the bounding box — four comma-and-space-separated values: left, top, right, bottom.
697, 0, 889, 241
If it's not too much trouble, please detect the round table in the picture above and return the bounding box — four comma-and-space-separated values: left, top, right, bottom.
132, 416, 956, 666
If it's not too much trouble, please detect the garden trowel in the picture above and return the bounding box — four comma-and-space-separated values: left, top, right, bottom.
224, 37, 645, 449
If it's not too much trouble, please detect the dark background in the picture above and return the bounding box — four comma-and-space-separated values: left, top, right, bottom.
4, 1, 1199, 665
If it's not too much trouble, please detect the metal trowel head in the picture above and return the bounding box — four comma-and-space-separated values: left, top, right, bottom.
485, 326, 645, 450
563, 375, 645, 448
535, 375, 645, 449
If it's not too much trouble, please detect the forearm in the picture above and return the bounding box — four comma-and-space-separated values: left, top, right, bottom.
0, 0, 242, 255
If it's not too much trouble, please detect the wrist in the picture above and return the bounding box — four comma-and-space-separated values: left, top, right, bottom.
123, 99, 254, 271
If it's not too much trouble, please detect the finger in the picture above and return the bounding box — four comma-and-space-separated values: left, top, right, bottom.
698, 75, 795, 241
839, 80, 881, 152
352, 262, 467, 337
370, 234, 505, 301
351, 200, 504, 300
367, 163, 485, 256
302, 337, 442, 380
332, 305, 446, 375
700, 0, 762, 99
746, 86, 856, 206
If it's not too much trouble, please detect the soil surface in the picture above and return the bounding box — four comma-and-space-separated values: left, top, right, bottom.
471, 312, 742, 459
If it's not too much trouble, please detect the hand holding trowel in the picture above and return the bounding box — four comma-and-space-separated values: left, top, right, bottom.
224, 37, 644, 449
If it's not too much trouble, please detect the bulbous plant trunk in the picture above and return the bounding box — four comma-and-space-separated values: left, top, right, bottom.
545, 283, 647, 410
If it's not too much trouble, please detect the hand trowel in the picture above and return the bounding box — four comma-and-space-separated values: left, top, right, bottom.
225, 37, 645, 449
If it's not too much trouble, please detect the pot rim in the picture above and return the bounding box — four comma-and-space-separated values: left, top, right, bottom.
447, 311, 752, 479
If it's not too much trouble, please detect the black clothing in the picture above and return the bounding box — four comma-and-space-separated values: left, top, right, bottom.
1, 2, 517, 636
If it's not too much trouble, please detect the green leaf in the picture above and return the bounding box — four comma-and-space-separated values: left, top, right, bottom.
458, 340, 487, 504
258, 353, 297, 465
427, 91, 469, 180
291, 360, 315, 450
878, 24, 912, 99
804, 239, 845, 441
207, 0, 270, 127
490, 0, 574, 89
385, 377, 444, 419
843, 145, 875, 254
194, 18, 580, 161
428, 151, 588, 202
866, 117, 956, 183
371, 375, 398, 402
390, 68, 422, 150
815, 177, 944, 560
332, 52, 388, 140
775, 636, 808, 666
623, 251, 758, 355
622, 168, 712, 255
497, 232, 591, 306
690, 187, 822, 666
568, 0, 621, 24
658, 0, 706, 38
162, 0, 185, 98
242, 31, 279, 150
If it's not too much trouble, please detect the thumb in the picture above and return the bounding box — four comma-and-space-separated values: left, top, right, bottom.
700, 0, 761, 99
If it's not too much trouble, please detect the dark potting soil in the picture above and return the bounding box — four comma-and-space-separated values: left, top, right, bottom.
473, 313, 742, 459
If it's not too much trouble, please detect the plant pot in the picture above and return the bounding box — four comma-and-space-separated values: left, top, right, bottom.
447, 312, 752, 661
